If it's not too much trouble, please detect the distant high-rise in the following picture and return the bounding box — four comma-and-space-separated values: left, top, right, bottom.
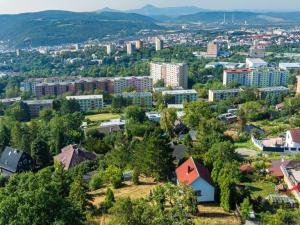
135, 40, 143, 49
155, 37, 164, 51
296, 75, 300, 94
126, 42, 134, 55
16, 49, 21, 57
150, 62, 188, 89
106, 44, 114, 55
207, 41, 219, 58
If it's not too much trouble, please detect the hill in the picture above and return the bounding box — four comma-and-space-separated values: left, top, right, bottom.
127, 4, 208, 16
177, 11, 300, 24
0, 10, 160, 47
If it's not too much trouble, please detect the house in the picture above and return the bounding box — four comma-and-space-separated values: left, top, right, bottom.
285, 129, 300, 148
240, 163, 255, 174
0, 147, 33, 176
54, 144, 97, 170
268, 160, 300, 179
98, 119, 126, 134
176, 157, 215, 202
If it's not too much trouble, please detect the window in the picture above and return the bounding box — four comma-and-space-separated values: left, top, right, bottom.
195, 190, 202, 196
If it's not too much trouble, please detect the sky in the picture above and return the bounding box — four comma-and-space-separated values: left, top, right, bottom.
0, 0, 300, 14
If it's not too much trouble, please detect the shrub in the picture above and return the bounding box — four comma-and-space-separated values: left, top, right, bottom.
89, 173, 103, 191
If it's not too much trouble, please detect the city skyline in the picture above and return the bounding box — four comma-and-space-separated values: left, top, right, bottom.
0, 0, 300, 14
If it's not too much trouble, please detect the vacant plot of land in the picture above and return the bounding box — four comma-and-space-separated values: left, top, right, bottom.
194, 203, 240, 225
243, 181, 275, 198
85, 113, 121, 122
91, 178, 159, 206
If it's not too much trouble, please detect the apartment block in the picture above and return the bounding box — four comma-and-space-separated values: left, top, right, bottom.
208, 89, 242, 102
135, 40, 143, 49
150, 62, 188, 89
162, 89, 197, 104
66, 95, 103, 112
127, 42, 134, 55
24, 76, 152, 98
257, 86, 289, 99
223, 68, 288, 88
209, 86, 289, 102
246, 58, 268, 69
207, 41, 219, 58
23, 100, 53, 117
120, 92, 152, 109
155, 37, 163, 51
249, 45, 266, 58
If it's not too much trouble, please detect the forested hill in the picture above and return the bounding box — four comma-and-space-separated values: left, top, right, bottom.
0, 10, 160, 47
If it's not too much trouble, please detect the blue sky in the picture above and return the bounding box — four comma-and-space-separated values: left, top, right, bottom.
0, 0, 299, 14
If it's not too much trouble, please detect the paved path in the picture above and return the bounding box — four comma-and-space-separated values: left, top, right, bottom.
235, 148, 258, 157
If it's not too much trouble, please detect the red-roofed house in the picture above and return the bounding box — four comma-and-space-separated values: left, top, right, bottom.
286, 129, 300, 148
176, 157, 215, 202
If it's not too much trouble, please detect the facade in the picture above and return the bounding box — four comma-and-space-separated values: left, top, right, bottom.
135, 40, 143, 49
176, 157, 215, 202
209, 86, 288, 102
257, 86, 289, 99
162, 89, 197, 104
126, 42, 134, 55
208, 88, 241, 102
223, 68, 288, 88
286, 129, 300, 148
207, 41, 219, 58
66, 95, 103, 112
24, 99, 53, 117
246, 58, 268, 69
0, 97, 21, 106
54, 144, 97, 170
155, 37, 163, 51
249, 45, 266, 58
120, 92, 152, 109
25, 76, 152, 98
0, 147, 33, 176
279, 63, 300, 70
150, 62, 188, 89
297, 75, 300, 95
106, 44, 114, 55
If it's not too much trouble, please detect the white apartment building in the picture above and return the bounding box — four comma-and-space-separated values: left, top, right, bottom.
126, 42, 134, 55
66, 95, 103, 112
155, 37, 163, 51
150, 62, 188, 89
223, 68, 288, 88
246, 58, 268, 69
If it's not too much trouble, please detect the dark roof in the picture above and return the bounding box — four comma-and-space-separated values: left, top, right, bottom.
54, 144, 97, 170
176, 157, 213, 186
0, 147, 24, 173
97, 125, 123, 134
244, 124, 265, 135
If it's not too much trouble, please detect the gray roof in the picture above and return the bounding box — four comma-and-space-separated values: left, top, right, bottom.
0, 147, 24, 173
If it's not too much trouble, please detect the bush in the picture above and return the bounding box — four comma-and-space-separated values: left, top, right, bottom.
132, 169, 139, 185
89, 173, 103, 191
105, 165, 123, 189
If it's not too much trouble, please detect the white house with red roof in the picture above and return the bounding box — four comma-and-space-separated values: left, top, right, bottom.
286, 129, 300, 148
176, 157, 215, 202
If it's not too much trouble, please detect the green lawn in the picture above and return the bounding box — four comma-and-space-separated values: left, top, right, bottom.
234, 139, 259, 150
243, 180, 276, 198
85, 113, 121, 122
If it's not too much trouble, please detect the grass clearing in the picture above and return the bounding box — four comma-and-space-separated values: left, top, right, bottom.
234, 139, 259, 150
242, 180, 275, 199
194, 203, 240, 225
85, 113, 121, 122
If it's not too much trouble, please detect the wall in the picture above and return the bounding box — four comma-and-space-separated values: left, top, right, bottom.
191, 178, 215, 202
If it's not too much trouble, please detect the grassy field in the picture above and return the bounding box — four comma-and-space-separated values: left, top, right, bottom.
85, 113, 121, 122
234, 139, 259, 150
194, 203, 240, 225
242, 180, 275, 198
